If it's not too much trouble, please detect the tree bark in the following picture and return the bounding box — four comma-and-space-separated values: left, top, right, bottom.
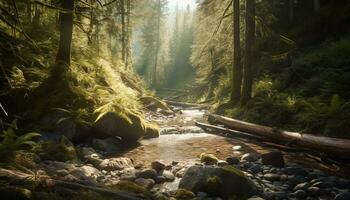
121, 0, 126, 64
289, 0, 294, 22
231, 0, 242, 105
241, 0, 255, 105
313, 0, 320, 13
153, 0, 161, 87
208, 114, 350, 159
55, 0, 74, 71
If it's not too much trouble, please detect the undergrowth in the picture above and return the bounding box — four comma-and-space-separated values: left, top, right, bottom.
220, 37, 350, 139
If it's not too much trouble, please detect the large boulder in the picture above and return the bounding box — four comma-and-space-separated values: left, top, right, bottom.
94, 112, 159, 142
40, 136, 78, 162
179, 165, 258, 199
92, 137, 122, 153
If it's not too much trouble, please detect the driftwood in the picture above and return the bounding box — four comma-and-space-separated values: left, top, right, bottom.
208, 114, 350, 160
0, 168, 143, 200
165, 100, 209, 109
195, 122, 262, 140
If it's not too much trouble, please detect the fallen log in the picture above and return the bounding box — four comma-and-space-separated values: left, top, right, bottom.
0, 168, 143, 200
195, 122, 262, 140
165, 100, 209, 109
208, 114, 350, 160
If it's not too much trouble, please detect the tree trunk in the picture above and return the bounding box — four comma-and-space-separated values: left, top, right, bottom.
153, 0, 161, 87
289, 0, 294, 22
208, 114, 350, 160
314, 0, 320, 13
26, 0, 32, 24
241, 0, 255, 105
125, 0, 132, 69
231, 0, 242, 105
54, 0, 74, 75
121, 0, 126, 64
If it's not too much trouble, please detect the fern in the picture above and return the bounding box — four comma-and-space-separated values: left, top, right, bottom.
0, 121, 40, 162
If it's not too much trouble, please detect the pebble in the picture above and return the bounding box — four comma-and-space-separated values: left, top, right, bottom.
263, 173, 280, 181
226, 157, 240, 165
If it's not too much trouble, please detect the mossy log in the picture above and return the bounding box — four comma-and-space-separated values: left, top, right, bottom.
0, 168, 143, 200
208, 114, 350, 160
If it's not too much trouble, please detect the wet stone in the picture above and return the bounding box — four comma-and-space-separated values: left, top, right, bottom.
226, 157, 240, 165
136, 169, 158, 180
263, 173, 280, 182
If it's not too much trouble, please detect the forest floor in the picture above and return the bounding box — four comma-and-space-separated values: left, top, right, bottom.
2, 104, 349, 200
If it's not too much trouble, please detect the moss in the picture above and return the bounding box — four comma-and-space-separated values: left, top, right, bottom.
144, 123, 160, 139
41, 136, 77, 162
139, 96, 171, 111
110, 181, 152, 199
205, 176, 223, 196
174, 189, 195, 200
199, 153, 218, 165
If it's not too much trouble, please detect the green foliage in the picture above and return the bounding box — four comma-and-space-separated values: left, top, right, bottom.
0, 120, 40, 162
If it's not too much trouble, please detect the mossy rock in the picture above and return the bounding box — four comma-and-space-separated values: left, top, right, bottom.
144, 124, 160, 139
41, 136, 78, 162
199, 153, 218, 165
0, 186, 32, 200
139, 96, 172, 112
174, 189, 195, 200
179, 166, 258, 199
110, 181, 151, 199
94, 112, 159, 142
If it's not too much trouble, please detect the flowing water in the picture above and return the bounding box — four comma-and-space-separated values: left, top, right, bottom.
123, 109, 250, 166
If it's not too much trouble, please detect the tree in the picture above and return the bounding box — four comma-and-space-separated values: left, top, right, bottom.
241, 0, 255, 105
55, 0, 74, 74
152, 0, 161, 87
231, 0, 242, 105
314, 0, 320, 13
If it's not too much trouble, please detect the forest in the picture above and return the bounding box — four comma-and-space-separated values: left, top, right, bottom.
0, 0, 350, 200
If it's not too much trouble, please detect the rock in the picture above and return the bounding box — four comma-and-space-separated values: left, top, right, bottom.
179, 126, 204, 134
98, 157, 133, 171
336, 178, 350, 189
241, 153, 259, 162
199, 153, 218, 165
56, 169, 69, 176
217, 160, 229, 167
174, 189, 195, 200
120, 173, 137, 181
294, 182, 310, 191
92, 137, 122, 153
153, 192, 170, 200
292, 190, 307, 199
263, 173, 280, 182
155, 176, 167, 183
248, 197, 265, 200
334, 191, 350, 200
162, 171, 175, 182
179, 165, 257, 199
135, 178, 155, 189
263, 191, 287, 200
136, 169, 158, 180
144, 124, 160, 139
94, 111, 159, 142
312, 181, 333, 188
226, 157, 240, 165
283, 166, 308, 176
79, 147, 103, 166
41, 136, 78, 162
249, 164, 263, 174
307, 187, 321, 196
261, 151, 284, 168
151, 161, 166, 172
41, 110, 92, 142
